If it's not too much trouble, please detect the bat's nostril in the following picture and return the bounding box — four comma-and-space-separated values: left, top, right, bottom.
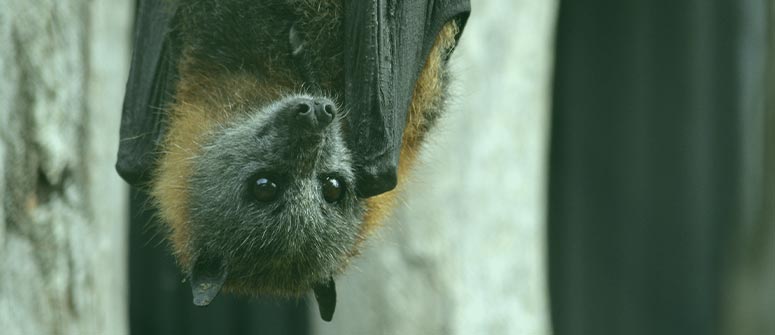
294, 102, 313, 116
314, 101, 334, 126
323, 104, 335, 117
292, 100, 317, 129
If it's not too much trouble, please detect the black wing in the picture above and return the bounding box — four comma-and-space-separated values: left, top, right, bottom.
116, 0, 179, 186
344, 0, 471, 197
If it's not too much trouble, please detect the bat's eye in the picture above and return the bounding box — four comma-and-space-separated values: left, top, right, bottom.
322, 177, 343, 203
252, 177, 279, 202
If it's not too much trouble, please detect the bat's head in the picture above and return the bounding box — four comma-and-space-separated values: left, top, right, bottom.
185, 93, 362, 302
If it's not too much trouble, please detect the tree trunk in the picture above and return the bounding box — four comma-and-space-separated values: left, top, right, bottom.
0, 1, 131, 334
313, 0, 557, 334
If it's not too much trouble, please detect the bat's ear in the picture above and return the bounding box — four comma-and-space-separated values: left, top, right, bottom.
189, 253, 228, 307
116, 0, 179, 186
313, 277, 337, 322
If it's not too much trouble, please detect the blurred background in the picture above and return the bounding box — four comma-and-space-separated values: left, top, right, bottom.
1, 1, 773, 335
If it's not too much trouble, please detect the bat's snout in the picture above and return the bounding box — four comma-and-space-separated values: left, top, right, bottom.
290, 97, 336, 131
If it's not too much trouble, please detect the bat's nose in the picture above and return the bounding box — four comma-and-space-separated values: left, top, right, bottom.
292, 98, 336, 130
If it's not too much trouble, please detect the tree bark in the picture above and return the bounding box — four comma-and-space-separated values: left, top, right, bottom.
312, 0, 557, 334
0, 1, 131, 334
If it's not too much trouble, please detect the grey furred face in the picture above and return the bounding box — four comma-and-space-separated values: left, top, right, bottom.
187, 94, 363, 296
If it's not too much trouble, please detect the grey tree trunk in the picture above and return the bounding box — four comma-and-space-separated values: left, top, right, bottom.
0, 1, 131, 334
313, 0, 557, 334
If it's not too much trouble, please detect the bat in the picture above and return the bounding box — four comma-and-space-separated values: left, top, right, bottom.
116, 0, 469, 322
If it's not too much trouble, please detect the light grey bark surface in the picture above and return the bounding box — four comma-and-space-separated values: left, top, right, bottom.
313, 0, 557, 334
0, 1, 131, 334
